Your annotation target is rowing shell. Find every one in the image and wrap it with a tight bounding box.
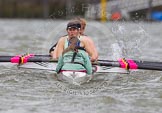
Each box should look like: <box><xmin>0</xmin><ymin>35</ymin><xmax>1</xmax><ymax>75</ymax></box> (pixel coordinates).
<box><xmin>18</xmin><ymin>62</ymin><xmax>129</xmax><ymax>85</ymax></box>
<box><xmin>17</xmin><ymin>62</ymin><xmax>129</xmax><ymax>74</ymax></box>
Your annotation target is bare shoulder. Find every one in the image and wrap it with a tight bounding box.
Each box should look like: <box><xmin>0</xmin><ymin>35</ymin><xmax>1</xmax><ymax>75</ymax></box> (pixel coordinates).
<box><xmin>58</xmin><ymin>36</ymin><xmax>67</xmax><ymax>43</ymax></box>
<box><xmin>80</xmin><ymin>35</ymin><xmax>94</xmax><ymax>43</ymax></box>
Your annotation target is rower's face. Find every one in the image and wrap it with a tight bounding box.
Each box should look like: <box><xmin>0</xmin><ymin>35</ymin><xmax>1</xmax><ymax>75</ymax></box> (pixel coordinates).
<box><xmin>67</xmin><ymin>28</ymin><xmax>80</xmax><ymax>37</ymax></box>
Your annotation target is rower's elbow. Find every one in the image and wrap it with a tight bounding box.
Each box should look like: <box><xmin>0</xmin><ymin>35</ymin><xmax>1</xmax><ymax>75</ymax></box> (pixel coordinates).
<box><xmin>90</xmin><ymin>56</ymin><xmax>98</xmax><ymax>62</ymax></box>
<box><xmin>51</xmin><ymin>53</ymin><xmax>58</xmax><ymax>59</ymax></box>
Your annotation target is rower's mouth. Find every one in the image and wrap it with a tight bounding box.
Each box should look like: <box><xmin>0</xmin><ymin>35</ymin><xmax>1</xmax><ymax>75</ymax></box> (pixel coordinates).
<box><xmin>69</xmin><ymin>34</ymin><xmax>76</xmax><ymax>37</ymax></box>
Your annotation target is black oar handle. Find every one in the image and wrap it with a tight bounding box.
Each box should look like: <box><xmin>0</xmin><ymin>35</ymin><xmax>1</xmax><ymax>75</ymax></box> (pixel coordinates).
<box><xmin>0</xmin><ymin>56</ymin><xmax>13</xmax><ymax>62</ymax></box>
<box><xmin>27</xmin><ymin>57</ymin><xmax>57</xmax><ymax>62</ymax></box>
<box><xmin>0</xmin><ymin>56</ymin><xmax>57</xmax><ymax>63</ymax></box>
<box><xmin>93</xmin><ymin>62</ymin><xmax>120</xmax><ymax>67</ymax></box>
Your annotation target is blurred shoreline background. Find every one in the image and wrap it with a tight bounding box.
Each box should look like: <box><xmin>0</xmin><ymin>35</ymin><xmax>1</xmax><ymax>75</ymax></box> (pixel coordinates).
<box><xmin>0</xmin><ymin>0</ymin><xmax>162</xmax><ymax>21</ymax></box>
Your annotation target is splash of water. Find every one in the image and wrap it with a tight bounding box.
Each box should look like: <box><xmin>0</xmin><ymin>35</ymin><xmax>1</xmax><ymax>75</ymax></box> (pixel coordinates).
<box><xmin>111</xmin><ymin>22</ymin><xmax>151</xmax><ymax>59</ymax></box>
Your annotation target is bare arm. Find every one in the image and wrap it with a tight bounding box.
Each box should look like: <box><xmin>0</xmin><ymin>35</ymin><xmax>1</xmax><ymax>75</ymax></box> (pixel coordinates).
<box><xmin>87</xmin><ymin>37</ymin><xmax>98</xmax><ymax>61</ymax></box>
<box><xmin>52</xmin><ymin>37</ymin><xmax>65</xmax><ymax>59</ymax></box>
<box><xmin>82</xmin><ymin>36</ymin><xmax>98</xmax><ymax>61</ymax></box>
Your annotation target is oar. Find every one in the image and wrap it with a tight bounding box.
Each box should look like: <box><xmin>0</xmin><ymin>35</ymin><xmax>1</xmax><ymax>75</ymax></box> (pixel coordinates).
<box><xmin>94</xmin><ymin>61</ymin><xmax>162</xmax><ymax>71</ymax></box>
<box><xmin>0</xmin><ymin>55</ymin><xmax>57</xmax><ymax>63</ymax></box>
<box><xmin>27</xmin><ymin>55</ymin><xmax>162</xmax><ymax>66</ymax></box>
<box><xmin>96</xmin><ymin>58</ymin><xmax>162</xmax><ymax>71</ymax></box>
<box><xmin>98</xmin><ymin>59</ymin><xmax>162</xmax><ymax>65</ymax></box>
<box><xmin>1</xmin><ymin>55</ymin><xmax>162</xmax><ymax>71</ymax></box>
<box><xmin>0</xmin><ymin>54</ymin><xmax>124</xmax><ymax>62</ymax></box>
<box><xmin>2</xmin><ymin>54</ymin><xmax>161</xmax><ymax>64</ymax></box>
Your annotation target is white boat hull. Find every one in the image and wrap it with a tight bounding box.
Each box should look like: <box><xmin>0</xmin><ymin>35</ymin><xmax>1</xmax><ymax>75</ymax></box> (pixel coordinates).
<box><xmin>56</xmin><ymin>71</ymin><xmax>92</xmax><ymax>85</ymax></box>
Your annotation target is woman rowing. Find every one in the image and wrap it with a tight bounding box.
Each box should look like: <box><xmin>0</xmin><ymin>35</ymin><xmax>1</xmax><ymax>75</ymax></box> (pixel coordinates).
<box><xmin>50</xmin><ymin>17</ymin><xmax>98</xmax><ymax>62</ymax></box>
<box><xmin>55</xmin><ymin>20</ymin><xmax>92</xmax><ymax>83</ymax></box>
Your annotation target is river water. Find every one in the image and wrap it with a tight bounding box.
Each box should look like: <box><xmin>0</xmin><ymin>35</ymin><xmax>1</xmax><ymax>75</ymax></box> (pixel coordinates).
<box><xmin>0</xmin><ymin>19</ymin><xmax>162</xmax><ymax>113</ymax></box>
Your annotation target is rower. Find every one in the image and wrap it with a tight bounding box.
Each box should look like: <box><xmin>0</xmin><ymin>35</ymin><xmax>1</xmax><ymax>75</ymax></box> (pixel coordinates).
<box><xmin>50</xmin><ymin>17</ymin><xmax>98</xmax><ymax>62</ymax></box>
<box><xmin>55</xmin><ymin>20</ymin><xmax>92</xmax><ymax>75</ymax></box>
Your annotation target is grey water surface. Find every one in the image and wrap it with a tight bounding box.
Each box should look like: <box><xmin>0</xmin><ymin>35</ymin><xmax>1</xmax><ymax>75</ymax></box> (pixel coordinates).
<box><xmin>0</xmin><ymin>19</ymin><xmax>162</xmax><ymax>113</ymax></box>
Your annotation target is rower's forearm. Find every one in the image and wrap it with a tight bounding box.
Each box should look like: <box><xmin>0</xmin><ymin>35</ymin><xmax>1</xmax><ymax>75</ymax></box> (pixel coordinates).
<box><xmin>90</xmin><ymin>54</ymin><xmax>98</xmax><ymax>62</ymax></box>
<box><xmin>90</xmin><ymin>48</ymin><xmax>98</xmax><ymax>62</ymax></box>
<box><xmin>51</xmin><ymin>51</ymin><xmax>58</xmax><ymax>59</ymax></box>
